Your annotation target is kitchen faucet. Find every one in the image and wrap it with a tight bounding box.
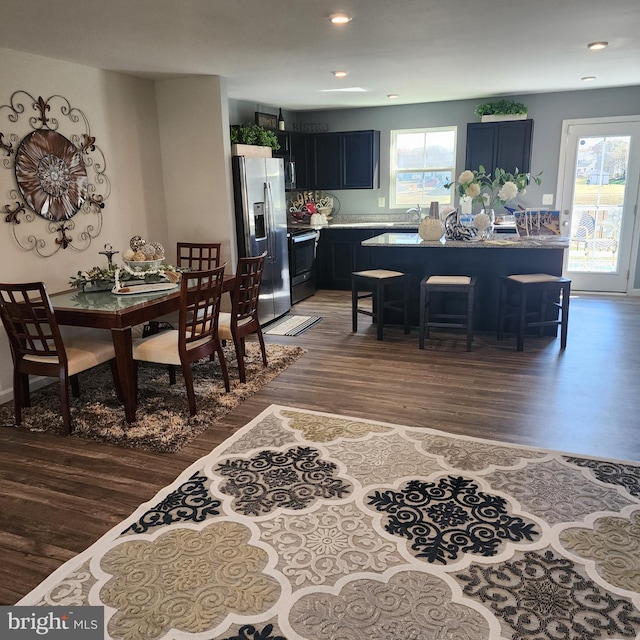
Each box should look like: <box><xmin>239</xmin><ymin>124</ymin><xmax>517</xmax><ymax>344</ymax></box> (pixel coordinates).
<box><xmin>406</xmin><ymin>204</ymin><xmax>422</xmax><ymax>221</ymax></box>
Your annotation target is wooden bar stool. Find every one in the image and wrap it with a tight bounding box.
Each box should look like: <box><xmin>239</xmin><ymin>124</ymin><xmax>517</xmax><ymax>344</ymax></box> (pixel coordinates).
<box><xmin>352</xmin><ymin>270</ymin><xmax>410</xmax><ymax>341</ymax></box>
<box><xmin>419</xmin><ymin>275</ymin><xmax>476</xmax><ymax>351</ymax></box>
<box><xmin>497</xmin><ymin>274</ymin><xmax>571</xmax><ymax>351</ymax></box>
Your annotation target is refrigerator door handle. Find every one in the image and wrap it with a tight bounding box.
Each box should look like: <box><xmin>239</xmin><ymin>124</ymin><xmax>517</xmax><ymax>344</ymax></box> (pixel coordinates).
<box><xmin>289</xmin><ymin>161</ymin><xmax>296</xmax><ymax>191</ymax></box>
<box><xmin>265</xmin><ymin>181</ymin><xmax>275</xmax><ymax>261</ymax></box>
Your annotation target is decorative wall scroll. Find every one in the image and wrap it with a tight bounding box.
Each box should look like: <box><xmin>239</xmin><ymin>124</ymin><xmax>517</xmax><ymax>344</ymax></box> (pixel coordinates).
<box><xmin>1</xmin><ymin>91</ymin><xmax>110</xmax><ymax>256</ymax></box>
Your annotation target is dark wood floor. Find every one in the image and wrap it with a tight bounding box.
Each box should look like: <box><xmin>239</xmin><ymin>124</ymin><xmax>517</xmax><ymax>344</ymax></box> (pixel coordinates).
<box><xmin>1</xmin><ymin>289</ymin><xmax>639</xmax><ymax>605</ymax></box>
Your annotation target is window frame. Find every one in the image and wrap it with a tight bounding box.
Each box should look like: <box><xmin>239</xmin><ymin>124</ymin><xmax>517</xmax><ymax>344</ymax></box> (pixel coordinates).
<box><xmin>389</xmin><ymin>126</ymin><xmax>457</xmax><ymax>210</ymax></box>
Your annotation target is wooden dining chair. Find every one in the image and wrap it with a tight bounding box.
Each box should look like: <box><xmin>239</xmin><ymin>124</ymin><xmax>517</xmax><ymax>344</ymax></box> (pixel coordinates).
<box><xmin>144</xmin><ymin>242</ymin><xmax>223</xmax><ymax>336</ymax></box>
<box><xmin>0</xmin><ymin>281</ymin><xmax>120</xmax><ymax>434</ymax></box>
<box><xmin>176</xmin><ymin>242</ymin><xmax>222</xmax><ymax>270</ymax></box>
<box><xmin>132</xmin><ymin>265</ymin><xmax>230</xmax><ymax>416</ymax></box>
<box><xmin>218</xmin><ymin>252</ymin><xmax>267</xmax><ymax>383</ymax></box>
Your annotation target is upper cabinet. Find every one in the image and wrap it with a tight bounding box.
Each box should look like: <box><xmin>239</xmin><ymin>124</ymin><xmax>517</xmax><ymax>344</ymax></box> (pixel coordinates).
<box><xmin>465</xmin><ymin>120</ymin><xmax>533</xmax><ymax>175</ymax></box>
<box><xmin>274</xmin><ymin>131</ymin><xmax>310</xmax><ymax>190</ymax></box>
<box><xmin>310</xmin><ymin>130</ymin><xmax>380</xmax><ymax>190</ymax></box>
<box><xmin>342</xmin><ymin>130</ymin><xmax>381</xmax><ymax>189</ymax></box>
<box><xmin>310</xmin><ymin>133</ymin><xmax>342</xmax><ymax>190</ymax></box>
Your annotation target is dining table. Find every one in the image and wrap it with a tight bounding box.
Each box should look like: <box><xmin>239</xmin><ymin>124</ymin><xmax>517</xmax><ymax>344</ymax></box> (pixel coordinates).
<box><xmin>50</xmin><ymin>275</ymin><xmax>235</xmax><ymax>423</ymax></box>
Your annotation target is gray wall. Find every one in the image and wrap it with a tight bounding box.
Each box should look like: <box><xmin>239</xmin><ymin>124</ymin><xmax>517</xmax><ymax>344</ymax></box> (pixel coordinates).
<box><xmin>295</xmin><ymin>86</ymin><xmax>640</xmax><ymax>218</ymax></box>
<box><xmin>230</xmin><ymin>86</ymin><xmax>640</xmax><ymax>288</ymax></box>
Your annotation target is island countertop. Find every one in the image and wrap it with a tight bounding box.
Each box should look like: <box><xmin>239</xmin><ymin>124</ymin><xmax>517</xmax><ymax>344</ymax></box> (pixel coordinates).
<box><xmin>358</xmin><ymin>232</ymin><xmax>568</xmax><ymax>332</ymax></box>
<box><xmin>362</xmin><ymin>232</ymin><xmax>569</xmax><ymax>249</ymax></box>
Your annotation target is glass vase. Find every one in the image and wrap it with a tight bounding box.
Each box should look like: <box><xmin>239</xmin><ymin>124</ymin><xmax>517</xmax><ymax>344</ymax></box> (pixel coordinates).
<box><xmin>474</xmin><ymin>209</ymin><xmax>495</xmax><ymax>239</ymax></box>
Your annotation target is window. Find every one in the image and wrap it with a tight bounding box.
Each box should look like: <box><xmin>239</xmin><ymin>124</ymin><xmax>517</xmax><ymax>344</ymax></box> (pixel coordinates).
<box><xmin>390</xmin><ymin>127</ymin><xmax>456</xmax><ymax>209</ymax></box>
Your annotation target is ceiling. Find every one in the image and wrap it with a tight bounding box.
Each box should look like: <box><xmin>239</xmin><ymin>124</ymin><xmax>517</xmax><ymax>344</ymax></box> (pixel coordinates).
<box><xmin>3</xmin><ymin>0</ymin><xmax>639</xmax><ymax>111</ymax></box>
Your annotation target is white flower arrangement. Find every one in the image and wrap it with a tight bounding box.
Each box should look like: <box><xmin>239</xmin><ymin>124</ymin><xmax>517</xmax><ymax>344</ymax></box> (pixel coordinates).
<box><xmin>446</xmin><ymin>166</ymin><xmax>542</xmax><ymax>211</ymax></box>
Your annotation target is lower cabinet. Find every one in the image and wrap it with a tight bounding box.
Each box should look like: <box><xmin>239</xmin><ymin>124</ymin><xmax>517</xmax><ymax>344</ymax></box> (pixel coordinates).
<box><xmin>317</xmin><ymin>228</ymin><xmax>383</xmax><ymax>289</ymax></box>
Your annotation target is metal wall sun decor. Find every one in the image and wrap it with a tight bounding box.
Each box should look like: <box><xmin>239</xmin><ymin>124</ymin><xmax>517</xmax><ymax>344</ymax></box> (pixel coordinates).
<box><xmin>0</xmin><ymin>91</ymin><xmax>111</xmax><ymax>256</ymax></box>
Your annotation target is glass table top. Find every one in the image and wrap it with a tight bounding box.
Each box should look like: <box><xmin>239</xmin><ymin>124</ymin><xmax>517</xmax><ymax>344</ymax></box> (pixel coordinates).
<box><xmin>51</xmin><ymin>287</ymin><xmax>178</xmax><ymax>312</ymax></box>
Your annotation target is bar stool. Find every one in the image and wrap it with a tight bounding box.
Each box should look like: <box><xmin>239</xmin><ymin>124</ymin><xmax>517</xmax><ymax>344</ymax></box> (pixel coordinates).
<box><xmin>419</xmin><ymin>275</ymin><xmax>476</xmax><ymax>351</ymax></box>
<box><xmin>352</xmin><ymin>269</ymin><xmax>410</xmax><ymax>341</ymax></box>
<box><xmin>497</xmin><ymin>274</ymin><xmax>571</xmax><ymax>351</ymax></box>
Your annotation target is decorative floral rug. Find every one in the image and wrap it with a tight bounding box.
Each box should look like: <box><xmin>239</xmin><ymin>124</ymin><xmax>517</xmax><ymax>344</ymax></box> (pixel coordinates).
<box><xmin>17</xmin><ymin>405</ymin><xmax>640</xmax><ymax>639</ymax></box>
<box><xmin>0</xmin><ymin>345</ymin><xmax>304</xmax><ymax>452</ymax></box>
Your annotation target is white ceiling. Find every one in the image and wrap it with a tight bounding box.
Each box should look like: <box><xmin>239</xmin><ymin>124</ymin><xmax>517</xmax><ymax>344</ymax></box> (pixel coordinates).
<box><xmin>3</xmin><ymin>0</ymin><xmax>639</xmax><ymax>111</ymax></box>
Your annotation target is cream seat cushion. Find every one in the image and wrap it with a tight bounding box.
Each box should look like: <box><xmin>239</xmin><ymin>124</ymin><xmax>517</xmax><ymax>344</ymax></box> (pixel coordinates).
<box><xmin>426</xmin><ymin>275</ymin><xmax>471</xmax><ymax>285</ymax></box>
<box><xmin>508</xmin><ymin>273</ymin><xmax>560</xmax><ymax>283</ymax></box>
<box><xmin>353</xmin><ymin>269</ymin><xmax>405</xmax><ymax>279</ymax></box>
<box><xmin>218</xmin><ymin>312</ymin><xmax>254</xmax><ymax>341</ymax></box>
<box><xmin>132</xmin><ymin>330</ymin><xmax>212</xmax><ymax>366</ymax></box>
<box><xmin>24</xmin><ymin>333</ymin><xmax>116</xmax><ymax>376</ymax></box>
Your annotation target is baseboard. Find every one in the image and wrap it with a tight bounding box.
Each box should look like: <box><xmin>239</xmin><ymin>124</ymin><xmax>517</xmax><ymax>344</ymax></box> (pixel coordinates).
<box><xmin>0</xmin><ymin>376</ymin><xmax>52</xmax><ymax>407</ymax></box>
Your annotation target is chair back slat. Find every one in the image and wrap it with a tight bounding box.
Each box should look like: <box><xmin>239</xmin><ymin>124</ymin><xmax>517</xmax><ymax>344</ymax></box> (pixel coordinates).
<box><xmin>0</xmin><ymin>282</ymin><xmax>66</xmax><ymax>363</ymax></box>
<box><xmin>177</xmin><ymin>242</ymin><xmax>222</xmax><ymax>271</ymax></box>
<box><xmin>178</xmin><ymin>265</ymin><xmax>226</xmax><ymax>353</ymax></box>
<box><xmin>232</xmin><ymin>253</ymin><xmax>267</xmax><ymax>325</ymax></box>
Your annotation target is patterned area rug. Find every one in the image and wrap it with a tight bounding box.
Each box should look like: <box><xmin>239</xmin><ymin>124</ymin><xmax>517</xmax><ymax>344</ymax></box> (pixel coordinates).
<box><xmin>18</xmin><ymin>405</ymin><xmax>640</xmax><ymax>639</ymax></box>
<box><xmin>0</xmin><ymin>345</ymin><xmax>304</xmax><ymax>452</ymax></box>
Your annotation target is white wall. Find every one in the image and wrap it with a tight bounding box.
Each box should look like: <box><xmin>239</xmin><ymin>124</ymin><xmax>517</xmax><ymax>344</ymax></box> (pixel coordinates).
<box><xmin>0</xmin><ymin>51</ymin><xmax>157</xmax><ymax>402</ymax></box>
<box><xmin>155</xmin><ymin>76</ymin><xmax>236</xmax><ymax>268</ymax></box>
<box><xmin>0</xmin><ymin>50</ymin><xmax>237</xmax><ymax>405</ymax></box>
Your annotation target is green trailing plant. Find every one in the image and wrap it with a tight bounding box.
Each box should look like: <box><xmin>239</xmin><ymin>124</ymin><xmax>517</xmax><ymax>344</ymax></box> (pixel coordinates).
<box><xmin>474</xmin><ymin>99</ymin><xmax>528</xmax><ymax>118</ymax></box>
<box><xmin>230</xmin><ymin>124</ymin><xmax>280</xmax><ymax>151</ymax></box>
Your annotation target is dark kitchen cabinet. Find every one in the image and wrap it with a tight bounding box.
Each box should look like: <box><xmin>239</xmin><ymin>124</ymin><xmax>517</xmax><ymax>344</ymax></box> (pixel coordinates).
<box><xmin>342</xmin><ymin>130</ymin><xmax>380</xmax><ymax>189</ymax></box>
<box><xmin>274</xmin><ymin>131</ymin><xmax>310</xmax><ymax>190</ymax></box>
<box><xmin>317</xmin><ymin>228</ymin><xmax>388</xmax><ymax>289</ymax></box>
<box><xmin>310</xmin><ymin>133</ymin><xmax>342</xmax><ymax>190</ymax></box>
<box><xmin>290</xmin><ymin>132</ymin><xmax>310</xmax><ymax>190</ymax></box>
<box><xmin>310</xmin><ymin>130</ymin><xmax>380</xmax><ymax>190</ymax></box>
<box><xmin>465</xmin><ymin>120</ymin><xmax>533</xmax><ymax>175</ymax></box>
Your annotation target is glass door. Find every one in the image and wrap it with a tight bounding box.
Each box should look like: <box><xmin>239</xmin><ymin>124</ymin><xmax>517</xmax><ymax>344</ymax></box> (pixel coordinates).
<box><xmin>558</xmin><ymin>118</ymin><xmax>640</xmax><ymax>292</ymax></box>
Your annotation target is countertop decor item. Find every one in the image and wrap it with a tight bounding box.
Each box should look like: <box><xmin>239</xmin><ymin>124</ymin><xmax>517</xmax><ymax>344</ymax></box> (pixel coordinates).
<box><xmin>445</xmin><ymin>166</ymin><xmax>542</xmax><ymax>215</ymax></box>
<box><xmin>418</xmin><ymin>202</ymin><xmax>445</xmax><ymax>241</ymax></box>
<box><xmin>16</xmin><ymin>404</ymin><xmax>640</xmax><ymax>640</ymax></box>
<box><xmin>1</xmin><ymin>91</ymin><xmax>111</xmax><ymax>256</ymax></box>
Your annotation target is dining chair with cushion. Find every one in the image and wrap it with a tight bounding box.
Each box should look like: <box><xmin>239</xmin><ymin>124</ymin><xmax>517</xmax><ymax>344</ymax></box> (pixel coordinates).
<box><xmin>176</xmin><ymin>242</ymin><xmax>222</xmax><ymax>270</ymax></box>
<box><xmin>132</xmin><ymin>265</ymin><xmax>229</xmax><ymax>416</ymax></box>
<box><xmin>218</xmin><ymin>252</ymin><xmax>267</xmax><ymax>383</ymax></box>
<box><xmin>144</xmin><ymin>241</ymin><xmax>223</xmax><ymax>337</ymax></box>
<box><xmin>0</xmin><ymin>281</ymin><xmax>120</xmax><ymax>434</ymax></box>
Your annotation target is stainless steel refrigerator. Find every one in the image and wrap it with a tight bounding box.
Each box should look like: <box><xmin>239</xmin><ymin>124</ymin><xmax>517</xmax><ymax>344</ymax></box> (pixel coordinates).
<box><xmin>232</xmin><ymin>155</ymin><xmax>291</xmax><ymax>325</ymax></box>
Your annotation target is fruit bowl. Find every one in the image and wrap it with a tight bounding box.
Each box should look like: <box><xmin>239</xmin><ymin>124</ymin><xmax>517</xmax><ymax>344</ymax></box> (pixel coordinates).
<box><xmin>124</xmin><ymin>259</ymin><xmax>164</xmax><ymax>270</ymax></box>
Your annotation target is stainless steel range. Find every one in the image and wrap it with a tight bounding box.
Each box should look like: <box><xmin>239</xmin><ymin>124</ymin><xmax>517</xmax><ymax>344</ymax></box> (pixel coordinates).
<box><xmin>287</xmin><ymin>228</ymin><xmax>319</xmax><ymax>304</ymax></box>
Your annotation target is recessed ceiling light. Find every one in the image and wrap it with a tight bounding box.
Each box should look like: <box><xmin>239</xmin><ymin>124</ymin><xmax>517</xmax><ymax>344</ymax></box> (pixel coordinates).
<box><xmin>332</xmin><ymin>70</ymin><xmax>348</xmax><ymax>78</ymax></box>
<box><xmin>582</xmin><ymin>76</ymin><xmax>597</xmax><ymax>82</ymax></box>
<box><xmin>387</xmin><ymin>94</ymin><xmax>399</xmax><ymax>99</ymax></box>
<box><xmin>587</xmin><ymin>41</ymin><xmax>608</xmax><ymax>50</ymax></box>
<box><xmin>329</xmin><ymin>13</ymin><xmax>352</xmax><ymax>24</ymax></box>
<box><xmin>321</xmin><ymin>87</ymin><xmax>367</xmax><ymax>93</ymax></box>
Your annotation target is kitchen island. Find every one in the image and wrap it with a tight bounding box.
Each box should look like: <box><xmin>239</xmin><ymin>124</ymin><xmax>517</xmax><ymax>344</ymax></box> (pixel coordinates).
<box><xmin>361</xmin><ymin>232</ymin><xmax>569</xmax><ymax>332</ymax></box>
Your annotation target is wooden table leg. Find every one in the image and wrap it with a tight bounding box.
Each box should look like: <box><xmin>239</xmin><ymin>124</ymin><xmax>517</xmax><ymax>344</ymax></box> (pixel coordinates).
<box><xmin>110</xmin><ymin>327</ymin><xmax>136</xmax><ymax>423</ymax></box>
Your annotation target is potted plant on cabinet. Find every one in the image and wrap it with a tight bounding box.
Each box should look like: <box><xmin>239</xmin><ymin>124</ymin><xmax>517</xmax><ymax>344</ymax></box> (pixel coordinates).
<box><xmin>474</xmin><ymin>99</ymin><xmax>528</xmax><ymax>122</ymax></box>
<box><xmin>230</xmin><ymin>124</ymin><xmax>280</xmax><ymax>157</ymax></box>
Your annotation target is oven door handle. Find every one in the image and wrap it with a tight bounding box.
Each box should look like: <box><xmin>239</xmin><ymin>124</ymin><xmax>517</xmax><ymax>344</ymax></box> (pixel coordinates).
<box><xmin>291</xmin><ymin>231</ymin><xmax>319</xmax><ymax>243</ymax></box>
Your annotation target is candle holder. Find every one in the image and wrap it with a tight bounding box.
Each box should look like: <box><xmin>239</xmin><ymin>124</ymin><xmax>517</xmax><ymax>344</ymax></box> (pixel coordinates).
<box><xmin>99</xmin><ymin>243</ymin><xmax>119</xmax><ymax>266</ymax></box>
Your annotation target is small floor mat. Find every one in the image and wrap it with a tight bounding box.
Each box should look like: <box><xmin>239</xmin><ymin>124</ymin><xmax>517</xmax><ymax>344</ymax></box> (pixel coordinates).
<box><xmin>264</xmin><ymin>314</ymin><xmax>323</xmax><ymax>336</ymax></box>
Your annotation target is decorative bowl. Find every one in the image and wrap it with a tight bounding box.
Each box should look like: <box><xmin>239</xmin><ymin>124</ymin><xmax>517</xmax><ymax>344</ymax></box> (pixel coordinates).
<box><xmin>123</xmin><ymin>259</ymin><xmax>164</xmax><ymax>270</ymax></box>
